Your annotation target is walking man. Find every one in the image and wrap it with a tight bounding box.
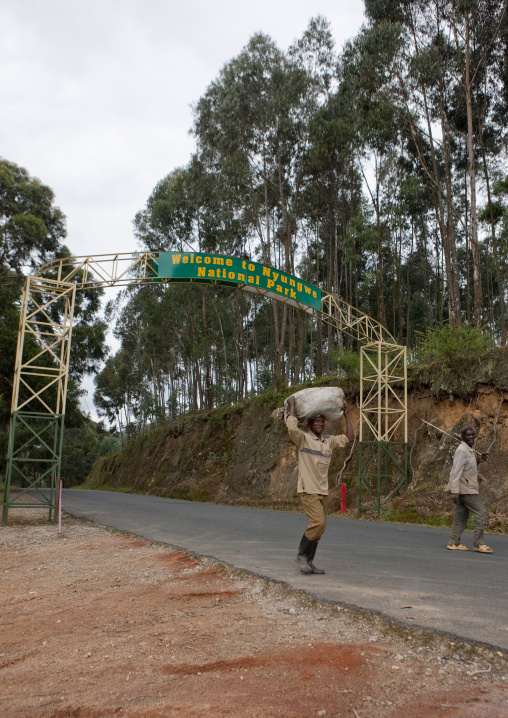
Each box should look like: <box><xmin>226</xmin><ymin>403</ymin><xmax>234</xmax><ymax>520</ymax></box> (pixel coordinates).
<box><xmin>286</xmin><ymin>395</ymin><xmax>354</xmax><ymax>574</ymax></box>
<box><xmin>447</xmin><ymin>426</ymin><xmax>493</xmax><ymax>553</ymax></box>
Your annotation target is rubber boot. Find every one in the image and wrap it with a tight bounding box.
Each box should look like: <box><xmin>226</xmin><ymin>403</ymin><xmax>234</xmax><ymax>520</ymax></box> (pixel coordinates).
<box><xmin>307</xmin><ymin>540</ymin><xmax>325</xmax><ymax>574</ymax></box>
<box><xmin>296</xmin><ymin>534</ymin><xmax>313</xmax><ymax>573</ymax></box>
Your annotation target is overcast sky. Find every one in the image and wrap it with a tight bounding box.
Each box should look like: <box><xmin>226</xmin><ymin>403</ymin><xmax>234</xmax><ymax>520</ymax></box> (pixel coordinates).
<box><xmin>1</xmin><ymin>0</ymin><xmax>366</xmax><ymax>415</ymax></box>
<box><xmin>1</xmin><ymin>0</ymin><xmax>366</xmax><ymax>259</ymax></box>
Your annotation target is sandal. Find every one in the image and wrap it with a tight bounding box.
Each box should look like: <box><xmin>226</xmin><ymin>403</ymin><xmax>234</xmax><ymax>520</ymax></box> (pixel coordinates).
<box><xmin>474</xmin><ymin>545</ymin><xmax>493</xmax><ymax>553</ymax></box>
<box><xmin>447</xmin><ymin>543</ymin><xmax>469</xmax><ymax>551</ymax></box>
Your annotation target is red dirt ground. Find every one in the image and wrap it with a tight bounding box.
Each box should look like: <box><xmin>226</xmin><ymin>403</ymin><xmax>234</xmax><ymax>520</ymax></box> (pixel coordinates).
<box><xmin>1</xmin><ymin>507</ymin><xmax>507</xmax><ymax>717</ymax></box>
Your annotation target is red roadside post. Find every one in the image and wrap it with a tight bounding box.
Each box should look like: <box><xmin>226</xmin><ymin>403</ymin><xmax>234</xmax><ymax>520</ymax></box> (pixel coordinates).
<box><xmin>58</xmin><ymin>478</ymin><xmax>63</xmax><ymax>535</ymax></box>
<box><xmin>340</xmin><ymin>483</ymin><xmax>346</xmax><ymax>513</ymax></box>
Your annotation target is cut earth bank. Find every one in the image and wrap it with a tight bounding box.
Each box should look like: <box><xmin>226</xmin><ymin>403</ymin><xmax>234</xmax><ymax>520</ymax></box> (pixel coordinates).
<box><xmin>2</xmin><ymin>506</ymin><xmax>507</xmax><ymax>717</ymax></box>
<box><xmin>87</xmin><ymin>380</ymin><xmax>508</xmax><ymax>533</ymax></box>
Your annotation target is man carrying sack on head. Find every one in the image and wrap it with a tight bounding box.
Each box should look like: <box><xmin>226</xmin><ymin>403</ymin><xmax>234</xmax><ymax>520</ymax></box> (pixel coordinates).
<box><xmin>286</xmin><ymin>395</ymin><xmax>354</xmax><ymax>574</ymax></box>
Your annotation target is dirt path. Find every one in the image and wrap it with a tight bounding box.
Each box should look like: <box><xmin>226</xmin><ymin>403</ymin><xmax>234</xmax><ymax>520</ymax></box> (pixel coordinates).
<box><xmin>1</xmin><ymin>507</ymin><xmax>508</xmax><ymax>717</ymax></box>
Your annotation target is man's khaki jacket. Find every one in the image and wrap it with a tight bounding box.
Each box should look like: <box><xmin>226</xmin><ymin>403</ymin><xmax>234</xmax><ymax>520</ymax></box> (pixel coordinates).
<box><xmin>286</xmin><ymin>415</ymin><xmax>349</xmax><ymax>495</ymax></box>
<box><xmin>446</xmin><ymin>441</ymin><xmax>479</xmax><ymax>495</ymax></box>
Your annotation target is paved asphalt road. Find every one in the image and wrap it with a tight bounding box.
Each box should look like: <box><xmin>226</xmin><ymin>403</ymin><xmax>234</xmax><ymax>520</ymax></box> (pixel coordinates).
<box><xmin>58</xmin><ymin>489</ymin><xmax>508</xmax><ymax>651</ymax></box>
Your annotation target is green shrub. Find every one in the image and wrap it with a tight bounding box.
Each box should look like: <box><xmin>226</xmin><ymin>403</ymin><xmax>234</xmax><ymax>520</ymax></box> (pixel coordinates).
<box><xmin>336</xmin><ymin>349</ymin><xmax>361</xmax><ymax>377</ymax></box>
<box><xmin>413</xmin><ymin>325</ymin><xmax>490</xmax><ymax>372</ymax></box>
<box><xmin>99</xmin><ymin>435</ymin><xmax>122</xmax><ymax>456</ymax></box>
<box><xmin>258</xmin><ymin>366</ymin><xmax>272</xmax><ymax>391</ymax></box>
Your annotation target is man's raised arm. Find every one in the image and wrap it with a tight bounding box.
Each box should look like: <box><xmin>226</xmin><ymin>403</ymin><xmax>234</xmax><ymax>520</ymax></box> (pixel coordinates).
<box><xmin>343</xmin><ymin>406</ymin><xmax>354</xmax><ymax>442</ymax></box>
<box><xmin>286</xmin><ymin>395</ymin><xmax>304</xmax><ymax>448</ymax></box>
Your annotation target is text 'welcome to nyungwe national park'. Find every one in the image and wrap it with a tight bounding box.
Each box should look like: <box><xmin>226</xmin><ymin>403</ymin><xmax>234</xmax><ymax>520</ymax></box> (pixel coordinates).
<box><xmin>156</xmin><ymin>251</ymin><xmax>322</xmax><ymax>311</ymax></box>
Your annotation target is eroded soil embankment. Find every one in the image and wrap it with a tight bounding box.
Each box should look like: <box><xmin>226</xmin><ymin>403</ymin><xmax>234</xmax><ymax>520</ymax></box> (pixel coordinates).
<box><xmin>1</xmin><ymin>508</ymin><xmax>507</xmax><ymax>717</ymax></box>
<box><xmin>87</xmin><ymin>386</ymin><xmax>508</xmax><ymax>528</ymax></box>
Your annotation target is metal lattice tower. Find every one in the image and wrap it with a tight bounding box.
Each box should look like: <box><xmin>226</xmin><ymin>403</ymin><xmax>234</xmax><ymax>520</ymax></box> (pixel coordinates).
<box><xmin>358</xmin><ymin>342</ymin><xmax>408</xmax><ymax>514</ymax></box>
<box><xmin>3</xmin><ymin>276</ymin><xmax>76</xmax><ymax>523</ymax></box>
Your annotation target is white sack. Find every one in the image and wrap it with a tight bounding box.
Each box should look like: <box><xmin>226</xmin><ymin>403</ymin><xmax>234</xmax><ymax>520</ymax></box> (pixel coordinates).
<box><xmin>271</xmin><ymin>387</ymin><xmax>346</xmax><ymax>425</ymax></box>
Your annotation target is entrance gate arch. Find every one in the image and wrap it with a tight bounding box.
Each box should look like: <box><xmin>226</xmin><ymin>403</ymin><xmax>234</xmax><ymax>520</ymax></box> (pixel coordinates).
<box><xmin>2</xmin><ymin>251</ymin><xmax>407</xmax><ymax>524</ymax></box>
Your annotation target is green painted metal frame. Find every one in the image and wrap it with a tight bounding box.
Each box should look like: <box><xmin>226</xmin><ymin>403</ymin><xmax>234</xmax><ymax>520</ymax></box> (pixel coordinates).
<box><xmin>2</xmin><ymin>411</ymin><xmax>64</xmax><ymax>522</ymax></box>
<box><xmin>358</xmin><ymin>441</ymin><xmax>408</xmax><ymax>514</ymax></box>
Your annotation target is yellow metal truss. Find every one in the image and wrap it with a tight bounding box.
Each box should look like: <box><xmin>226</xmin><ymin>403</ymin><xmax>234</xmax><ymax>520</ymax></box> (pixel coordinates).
<box><xmin>3</xmin><ymin>252</ymin><xmax>408</xmax><ymax>522</ymax></box>
<box><xmin>360</xmin><ymin>342</ymin><xmax>407</xmax><ymax>444</ymax></box>
<box><xmin>357</xmin><ymin>342</ymin><xmax>408</xmax><ymax>514</ymax></box>
<box><xmin>319</xmin><ymin>292</ymin><xmax>396</xmax><ymax>345</ymax></box>
<box><xmin>11</xmin><ymin>276</ymin><xmax>76</xmax><ymax>416</ymax></box>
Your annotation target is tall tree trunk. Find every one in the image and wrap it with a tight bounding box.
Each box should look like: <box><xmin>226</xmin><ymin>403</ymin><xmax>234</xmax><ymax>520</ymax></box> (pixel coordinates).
<box><xmin>464</xmin><ymin>173</ymin><xmax>472</xmax><ymax>325</ymax></box>
<box><xmin>117</xmin><ymin>412</ymin><xmax>124</xmax><ymax>447</ymax></box>
<box><xmin>201</xmin><ymin>290</ymin><xmax>213</xmax><ymax>410</ymax></box>
<box><xmin>235</xmin><ymin>293</ymin><xmax>246</xmax><ymax>398</ymax></box>
<box><xmin>480</xmin><ymin>133</ymin><xmax>506</xmax><ymax>343</ymax></box>
<box><xmin>286</xmin><ymin>308</ymin><xmax>294</xmax><ymax>385</ymax></box>
<box><xmin>440</xmin><ymin>98</ymin><xmax>461</xmax><ymax>324</ymax></box>
<box><xmin>404</xmin><ymin>226</ymin><xmax>412</xmax><ymax>342</ymax></box>
<box><xmin>464</xmin><ymin>11</ymin><xmax>483</xmax><ymax>326</ymax></box>
<box><xmin>272</xmin><ymin>154</ymin><xmax>292</xmax><ymax>389</ymax></box>
<box><xmin>293</xmin><ymin>310</ymin><xmax>305</xmax><ymax>385</ymax></box>
<box><xmin>398</xmin><ymin>47</ymin><xmax>461</xmax><ymax>323</ymax></box>
<box><xmin>360</xmin><ymin>157</ymin><xmax>386</xmax><ymax>326</ymax></box>
<box><xmin>374</xmin><ymin>160</ymin><xmax>386</xmax><ymax>328</ymax></box>
<box><xmin>434</xmin><ymin>229</ymin><xmax>444</xmax><ymax>326</ymax></box>
<box><xmin>316</xmin><ymin>318</ymin><xmax>323</xmax><ymax>377</ymax></box>
<box><xmin>326</xmin><ymin>201</ymin><xmax>335</xmax><ymax>373</ymax></box>
<box><xmin>272</xmin><ymin>300</ymin><xmax>280</xmax><ymax>389</ymax></box>
<box><xmin>254</xmin><ymin>298</ymin><xmax>259</xmax><ymax>393</ymax></box>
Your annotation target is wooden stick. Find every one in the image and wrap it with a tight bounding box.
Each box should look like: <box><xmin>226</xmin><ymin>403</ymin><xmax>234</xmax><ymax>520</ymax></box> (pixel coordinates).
<box><xmin>421</xmin><ymin>419</ymin><xmax>484</xmax><ymax>456</ymax></box>
<box><xmin>467</xmin><ymin>664</ymin><xmax>492</xmax><ymax>677</ymax></box>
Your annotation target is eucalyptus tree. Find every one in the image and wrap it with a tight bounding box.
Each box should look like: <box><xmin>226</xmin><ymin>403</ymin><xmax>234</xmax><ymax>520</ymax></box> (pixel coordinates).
<box><xmin>0</xmin><ymin>160</ymin><xmax>107</xmax><ymax>383</ymax></box>
<box><xmin>447</xmin><ymin>0</ymin><xmax>508</xmax><ymax>327</ymax></box>
<box><xmin>93</xmin><ymin>352</ymin><xmax>138</xmax><ymax>444</ymax></box>
<box><xmin>0</xmin><ymin>159</ymin><xmax>107</xmax><ymax>383</ymax></box>
<box><xmin>362</xmin><ymin>0</ymin><xmax>508</xmax><ymax>328</ymax></box>
<box><xmin>452</xmin><ymin>1</ymin><xmax>508</xmax><ymax>339</ymax></box>
<box><xmin>0</xmin><ymin>159</ymin><xmax>66</xmax><ymax>271</ymax></box>
<box><xmin>133</xmin><ymin>160</ymin><xmax>250</xmax><ymax>404</ymax></box>
<box><xmin>192</xmin><ymin>18</ymin><xmax>338</xmax><ymax>386</ymax></box>
<box><xmin>332</xmin><ymin>17</ymin><xmax>413</xmax><ymax>330</ymax></box>
<box><xmin>0</xmin><ymin>159</ymin><xmax>108</xmax><ymax>480</ymax></box>
<box><xmin>360</xmin><ymin>0</ymin><xmax>462</xmax><ymax>323</ymax></box>
<box><xmin>120</xmin><ymin>10</ymin><xmax>508</xmax><ymax>426</ymax></box>
<box><xmin>1</xmin><ymin>158</ymin><xmax>66</xmax><ymax>426</ymax></box>
<box><xmin>133</xmin><ymin>168</ymin><xmax>195</xmax><ymax>252</ymax></box>
<box><xmin>301</xmin><ymin>91</ymin><xmax>363</xmax><ymax>366</ymax></box>
<box><xmin>480</xmin><ymin>175</ymin><xmax>508</xmax><ymax>339</ymax></box>
<box><xmin>94</xmin><ymin>280</ymin><xmax>249</xmax><ymax>432</ymax></box>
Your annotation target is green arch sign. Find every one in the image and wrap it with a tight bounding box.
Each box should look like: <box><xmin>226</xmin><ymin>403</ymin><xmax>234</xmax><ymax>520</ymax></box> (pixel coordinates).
<box><xmin>155</xmin><ymin>251</ymin><xmax>322</xmax><ymax>312</ymax></box>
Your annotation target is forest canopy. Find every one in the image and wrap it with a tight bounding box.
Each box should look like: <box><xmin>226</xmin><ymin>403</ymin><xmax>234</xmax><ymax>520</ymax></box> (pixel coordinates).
<box><xmin>3</xmin><ymin>4</ymin><xmax>508</xmax><ymax>450</ymax></box>
<box><xmin>93</xmin><ymin>6</ymin><xmax>508</xmax><ymax>439</ymax></box>
<box><xmin>0</xmin><ymin>159</ymin><xmax>111</xmax><ymax>483</ymax></box>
